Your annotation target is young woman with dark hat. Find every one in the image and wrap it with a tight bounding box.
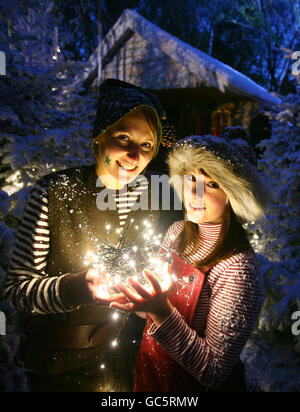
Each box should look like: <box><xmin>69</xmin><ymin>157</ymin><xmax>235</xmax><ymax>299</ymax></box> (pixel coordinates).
<box><xmin>109</xmin><ymin>134</ymin><xmax>271</xmax><ymax>392</ymax></box>
<box><xmin>4</xmin><ymin>79</ymin><xmax>180</xmax><ymax>392</ymax></box>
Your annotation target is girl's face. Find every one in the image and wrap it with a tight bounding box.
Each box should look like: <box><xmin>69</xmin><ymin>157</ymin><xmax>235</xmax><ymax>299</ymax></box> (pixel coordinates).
<box><xmin>184</xmin><ymin>169</ymin><xmax>228</xmax><ymax>224</ymax></box>
<box><xmin>96</xmin><ymin>111</ymin><xmax>155</xmax><ymax>189</ymax></box>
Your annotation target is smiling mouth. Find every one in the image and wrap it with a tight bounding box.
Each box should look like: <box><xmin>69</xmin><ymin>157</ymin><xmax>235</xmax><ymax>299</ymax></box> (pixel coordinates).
<box><xmin>188</xmin><ymin>203</ymin><xmax>206</xmax><ymax>211</ymax></box>
<box><xmin>117</xmin><ymin>161</ymin><xmax>138</xmax><ymax>172</ymax></box>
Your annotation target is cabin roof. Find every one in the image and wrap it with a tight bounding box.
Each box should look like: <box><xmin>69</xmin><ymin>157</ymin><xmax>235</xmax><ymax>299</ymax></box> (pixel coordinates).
<box><xmin>83</xmin><ymin>9</ymin><xmax>280</xmax><ymax>107</ymax></box>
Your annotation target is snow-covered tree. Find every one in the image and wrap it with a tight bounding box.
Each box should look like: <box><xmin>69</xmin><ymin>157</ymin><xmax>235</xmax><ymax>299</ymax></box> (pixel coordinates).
<box><xmin>239</xmin><ymin>79</ymin><xmax>300</xmax><ymax>391</ymax></box>
<box><xmin>247</xmin><ymin>85</ymin><xmax>300</xmax><ymax>334</ymax></box>
<box><xmin>229</xmin><ymin>80</ymin><xmax>300</xmax><ymax>392</ymax></box>
<box><xmin>0</xmin><ymin>1</ymin><xmax>95</xmax><ymax>205</ymax></box>
<box><xmin>0</xmin><ymin>1</ymin><xmax>96</xmax><ymax>391</ymax></box>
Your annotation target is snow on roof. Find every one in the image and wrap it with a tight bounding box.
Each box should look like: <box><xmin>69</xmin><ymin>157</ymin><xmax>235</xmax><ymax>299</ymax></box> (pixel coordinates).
<box><xmin>84</xmin><ymin>9</ymin><xmax>281</xmax><ymax>107</ymax></box>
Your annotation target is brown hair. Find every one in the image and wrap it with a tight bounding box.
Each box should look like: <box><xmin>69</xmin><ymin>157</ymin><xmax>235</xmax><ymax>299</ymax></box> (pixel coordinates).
<box><xmin>92</xmin><ymin>106</ymin><xmax>161</xmax><ymax>163</ymax></box>
<box><xmin>178</xmin><ymin>169</ymin><xmax>252</xmax><ymax>270</ymax></box>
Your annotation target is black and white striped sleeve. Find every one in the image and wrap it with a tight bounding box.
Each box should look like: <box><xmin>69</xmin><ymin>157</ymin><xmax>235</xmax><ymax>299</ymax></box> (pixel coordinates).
<box><xmin>3</xmin><ymin>180</ymin><xmax>69</xmax><ymax>314</ymax></box>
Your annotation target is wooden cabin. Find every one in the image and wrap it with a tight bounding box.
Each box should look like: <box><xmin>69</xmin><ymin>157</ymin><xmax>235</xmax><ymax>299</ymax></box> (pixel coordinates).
<box><xmin>80</xmin><ymin>9</ymin><xmax>280</xmax><ymax>170</ymax></box>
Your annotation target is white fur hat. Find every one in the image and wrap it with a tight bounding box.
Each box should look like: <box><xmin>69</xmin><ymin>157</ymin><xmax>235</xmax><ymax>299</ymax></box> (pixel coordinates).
<box><xmin>168</xmin><ymin>135</ymin><xmax>271</xmax><ymax>222</ymax></box>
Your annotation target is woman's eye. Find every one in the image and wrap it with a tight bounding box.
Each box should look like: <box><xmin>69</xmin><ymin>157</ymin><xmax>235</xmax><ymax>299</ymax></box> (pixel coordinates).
<box><xmin>118</xmin><ymin>135</ymin><xmax>129</xmax><ymax>142</ymax></box>
<box><xmin>115</xmin><ymin>135</ymin><xmax>130</xmax><ymax>144</ymax></box>
<box><xmin>141</xmin><ymin>142</ymin><xmax>153</xmax><ymax>150</ymax></box>
<box><xmin>208</xmin><ymin>181</ymin><xmax>219</xmax><ymax>189</ymax></box>
<box><xmin>186</xmin><ymin>174</ymin><xmax>196</xmax><ymax>182</ymax></box>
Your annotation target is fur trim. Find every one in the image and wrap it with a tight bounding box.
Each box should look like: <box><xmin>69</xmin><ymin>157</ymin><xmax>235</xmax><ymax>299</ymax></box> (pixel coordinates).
<box><xmin>168</xmin><ymin>136</ymin><xmax>271</xmax><ymax>222</ymax></box>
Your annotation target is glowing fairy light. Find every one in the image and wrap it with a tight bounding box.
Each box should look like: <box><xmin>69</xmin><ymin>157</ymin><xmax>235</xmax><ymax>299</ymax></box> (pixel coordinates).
<box><xmin>170</xmin><ymin>234</ymin><xmax>176</xmax><ymax>242</ymax></box>
<box><xmin>83</xmin><ymin>218</ymin><xmax>177</xmax><ymax>297</ymax></box>
<box><xmin>112</xmin><ymin>312</ymin><xmax>119</xmax><ymax>321</ymax></box>
<box><xmin>81</xmin><ymin>222</ymin><xmax>177</xmax><ymax>385</ymax></box>
<box><xmin>96</xmin><ymin>284</ymin><xmax>110</xmax><ymax>300</ymax></box>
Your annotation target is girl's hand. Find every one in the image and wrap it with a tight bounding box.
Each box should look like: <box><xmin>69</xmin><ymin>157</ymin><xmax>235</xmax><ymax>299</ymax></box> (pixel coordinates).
<box><xmin>85</xmin><ymin>267</ymin><xmax>128</xmax><ymax>304</ymax></box>
<box><xmin>109</xmin><ymin>263</ymin><xmax>174</xmax><ymax>324</ymax></box>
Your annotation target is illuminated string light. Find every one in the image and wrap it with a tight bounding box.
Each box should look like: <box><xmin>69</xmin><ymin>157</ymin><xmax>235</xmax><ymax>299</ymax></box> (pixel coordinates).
<box><xmin>112</xmin><ymin>312</ymin><xmax>120</xmax><ymax>321</ymax></box>
<box><xmin>81</xmin><ymin>221</ymin><xmax>181</xmax><ymax>386</ymax></box>
<box><xmin>83</xmin><ymin>218</ymin><xmax>176</xmax><ymax>298</ymax></box>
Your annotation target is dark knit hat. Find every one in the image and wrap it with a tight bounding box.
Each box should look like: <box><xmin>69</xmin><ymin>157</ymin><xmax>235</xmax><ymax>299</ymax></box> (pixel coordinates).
<box><xmin>91</xmin><ymin>79</ymin><xmax>177</xmax><ymax>155</ymax></box>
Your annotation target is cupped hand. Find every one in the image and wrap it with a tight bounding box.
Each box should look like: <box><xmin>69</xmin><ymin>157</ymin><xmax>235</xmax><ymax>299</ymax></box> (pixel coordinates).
<box><xmin>109</xmin><ymin>263</ymin><xmax>174</xmax><ymax>323</ymax></box>
<box><xmin>85</xmin><ymin>267</ymin><xmax>128</xmax><ymax>304</ymax></box>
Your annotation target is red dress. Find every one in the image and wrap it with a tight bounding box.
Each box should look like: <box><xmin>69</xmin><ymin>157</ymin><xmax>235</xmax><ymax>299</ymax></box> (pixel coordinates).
<box><xmin>134</xmin><ymin>250</ymin><xmax>210</xmax><ymax>392</ymax></box>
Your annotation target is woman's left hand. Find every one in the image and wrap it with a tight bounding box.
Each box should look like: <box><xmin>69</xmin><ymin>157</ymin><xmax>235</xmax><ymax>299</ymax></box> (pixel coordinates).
<box><xmin>110</xmin><ymin>263</ymin><xmax>174</xmax><ymax>324</ymax></box>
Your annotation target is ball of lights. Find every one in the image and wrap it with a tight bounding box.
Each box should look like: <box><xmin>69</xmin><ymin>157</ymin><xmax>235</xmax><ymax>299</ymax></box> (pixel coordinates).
<box><xmin>83</xmin><ymin>219</ymin><xmax>174</xmax><ymax>298</ymax></box>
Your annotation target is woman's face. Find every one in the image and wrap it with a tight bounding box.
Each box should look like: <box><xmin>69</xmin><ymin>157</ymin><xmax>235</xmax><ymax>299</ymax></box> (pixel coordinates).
<box><xmin>184</xmin><ymin>169</ymin><xmax>228</xmax><ymax>224</ymax></box>
<box><xmin>96</xmin><ymin>111</ymin><xmax>155</xmax><ymax>189</ymax></box>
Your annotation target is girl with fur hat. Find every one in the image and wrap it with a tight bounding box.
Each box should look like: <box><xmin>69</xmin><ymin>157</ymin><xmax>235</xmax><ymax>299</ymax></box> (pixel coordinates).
<box><xmin>4</xmin><ymin>79</ymin><xmax>179</xmax><ymax>392</ymax></box>
<box><xmin>109</xmin><ymin>134</ymin><xmax>270</xmax><ymax>392</ymax></box>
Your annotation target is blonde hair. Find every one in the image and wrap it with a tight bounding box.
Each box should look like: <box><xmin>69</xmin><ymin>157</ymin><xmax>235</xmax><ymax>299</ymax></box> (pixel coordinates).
<box><xmin>92</xmin><ymin>106</ymin><xmax>161</xmax><ymax>164</ymax></box>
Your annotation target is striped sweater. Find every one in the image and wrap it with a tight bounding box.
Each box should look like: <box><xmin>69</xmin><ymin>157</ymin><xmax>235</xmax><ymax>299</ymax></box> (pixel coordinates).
<box><xmin>111</xmin><ymin>177</ymin><xmax>148</xmax><ymax>227</ymax></box>
<box><xmin>149</xmin><ymin>220</ymin><xmax>264</xmax><ymax>389</ymax></box>
<box><xmin>4</xmin><ymin>176</ymin><xmax>148</xmax><ymax>314</ymax></box>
